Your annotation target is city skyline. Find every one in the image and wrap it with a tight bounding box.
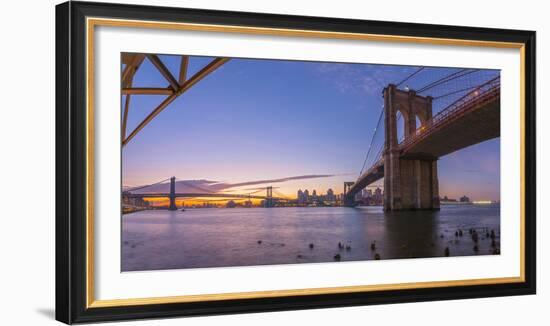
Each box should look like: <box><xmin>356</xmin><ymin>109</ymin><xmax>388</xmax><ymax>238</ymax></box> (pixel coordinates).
<box><xmin>122</xmin><ymin>54</ymin><xmax>500</xmax><ymax>202</ymax></box>
<box><xmin>129</xmin><ymin>182</ymin><xmax>486</xmax><ymax>209</ymax></box>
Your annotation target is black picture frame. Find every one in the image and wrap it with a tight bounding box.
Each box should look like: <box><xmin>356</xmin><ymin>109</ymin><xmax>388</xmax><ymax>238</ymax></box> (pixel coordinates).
<box><xmin>56</xmin><ymin>1</ymin><xmax>536</xmax><ymax>324</ymax></box>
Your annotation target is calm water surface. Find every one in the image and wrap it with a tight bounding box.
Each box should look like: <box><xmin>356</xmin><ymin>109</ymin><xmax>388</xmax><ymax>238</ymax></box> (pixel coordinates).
<box><xmin>122</xmin><ymin>205</ymin><xmax>500</xmax><ymax>271</ymax></box>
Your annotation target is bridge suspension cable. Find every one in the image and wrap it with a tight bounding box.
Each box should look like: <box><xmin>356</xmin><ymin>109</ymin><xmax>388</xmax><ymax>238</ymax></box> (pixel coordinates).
<box><xmin>248</xmin><ymin>189</ymin><xmax>264</xmax><ymax>194</ymax></box>
<box><xmin>417</xmin><ymin>69</ymin><xmax>479</xmax><ymax>94</ymax></box>
<box><xmin>431</xmin><ymin>76</ymin><xmax>501</xmax><ymax>119</ymax></box>
<box><xmin>427</xmin><ymin>69</ymin><xmax>499</xmax><ymax>115</ymax></box>
<box><xmin>355</xmin><ymin>67</ymin><xmax>500</xmax><ymax>195</ymax></box>
<box><xmin>395</xmin><ymin>67</ymin><xmax>425</xmax><ymax>87</ymax></box>
<box><xmin>174</xmin><ymin>178</ymin><xmax>217</xmax><ymax>194</ymax></box>
<box><xmin>125</xmin><ymin>177</ymin><xmax>171</xmax><ymax>192</ymax></box>
<box><xmin>273</xmin><ymin>189</ymin><xmax>291</xmax><ymax>199</ymax></box>
<box><xmin>359</xmin><ymin>106</ymin><xmax>384</xmax><ymax>175</ymax></box>
<box><xmin>246</xmin><ymin>188</ymin><xmax>267</xmax><ymax>195</ymax></box>
<box><xmin>432</xmin><ymin>85</ymin><xmax>481</xmax><ymax>100</ymax></box>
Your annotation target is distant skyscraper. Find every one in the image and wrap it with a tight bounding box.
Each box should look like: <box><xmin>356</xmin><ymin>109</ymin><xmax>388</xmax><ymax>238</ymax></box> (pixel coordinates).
<box><xmin>297</xmin><ymin>189</ymin><xmax>306</xmax><ymax>205</ymax></box>
<box><xmin>373</xmin><ymin>187</ymin><xmax>383</xmax><ymax>205</ymax></box>
<box><xmin>365</xmin><ymin>189</ymin><xmax>373</xmax><ymax>198</ymax></box>
<box><xmin>326</xmin><ymin>188</ymin><xmax>335</xmax><ymax>202</ymax></box>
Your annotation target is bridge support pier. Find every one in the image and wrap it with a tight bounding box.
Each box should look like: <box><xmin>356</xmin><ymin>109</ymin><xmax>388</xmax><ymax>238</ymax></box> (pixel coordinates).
<box><xmin>343</xmin><ymin>182</ymin><xmax>357</xmax><ymax>207</ymax></box>
<box><xmin>169</xmin><ymin>176</ymin><xmax>178</xmax><ymax>211</ymax></box>
<box><xmin>384</xmin><ymin>154</ymin><xmax>440</xmax><ymax>210</ymax></box>
<box><xmin>383</xmin><ymin>84</ymin><xmax>440</xmax><ymax>211</ymax></box>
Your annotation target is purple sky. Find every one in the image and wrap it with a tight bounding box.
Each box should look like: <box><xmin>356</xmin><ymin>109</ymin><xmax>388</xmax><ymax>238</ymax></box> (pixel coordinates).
<box><xmin>122</xmin><ymin>54</ymin><xmax>500</xmax><ymax>201</ymax></box>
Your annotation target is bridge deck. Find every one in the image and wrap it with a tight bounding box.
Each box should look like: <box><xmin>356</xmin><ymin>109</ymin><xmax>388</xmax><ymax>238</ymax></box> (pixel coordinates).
<box><xmin>347</xmin><ymin>159</ymin><xmax>384</xmax><ymax>198</ymax></box>
<box><xmin>346</xmin><ymin>85</ymin><xmax>500</xmax><ymax>200</ymax></box>
<box><xmin>401</xmin><ymin>87</ymin><xmax>500</xmax><ymax>158</ymax></box>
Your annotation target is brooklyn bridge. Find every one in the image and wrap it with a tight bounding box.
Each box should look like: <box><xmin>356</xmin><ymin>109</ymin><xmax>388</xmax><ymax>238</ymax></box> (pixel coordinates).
<box><xmin>121</xmin><ymin>53</ymin><xmax>500</xmax><ymax>211</ymax></box>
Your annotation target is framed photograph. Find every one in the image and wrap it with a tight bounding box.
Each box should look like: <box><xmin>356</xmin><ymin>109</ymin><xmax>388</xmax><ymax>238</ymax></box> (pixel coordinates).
<box><xmin>56</xmin><ymin>1</ymin><xmax>536</xmax><ymax>324</ymax></box>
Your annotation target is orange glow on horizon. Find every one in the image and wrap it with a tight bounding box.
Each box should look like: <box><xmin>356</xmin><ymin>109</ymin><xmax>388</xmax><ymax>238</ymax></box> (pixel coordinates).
<box><xmin>143</xmin><ymin>197</ymin><xmax>265</xmax><ymax>207</ymax></box>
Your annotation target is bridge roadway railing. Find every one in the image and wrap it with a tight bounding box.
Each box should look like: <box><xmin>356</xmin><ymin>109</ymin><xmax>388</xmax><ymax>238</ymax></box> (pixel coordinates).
<box><xmin>399</xmin><ymin>76</ymin><xmax>500</xmax><ymax>152</ymax></box>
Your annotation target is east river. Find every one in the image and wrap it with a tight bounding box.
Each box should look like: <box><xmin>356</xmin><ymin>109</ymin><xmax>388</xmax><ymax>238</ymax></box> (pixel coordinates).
<box><xmin>122</xmin><ymin>205</ymin><xmax>500</xmax><ymax>271</ymax></box>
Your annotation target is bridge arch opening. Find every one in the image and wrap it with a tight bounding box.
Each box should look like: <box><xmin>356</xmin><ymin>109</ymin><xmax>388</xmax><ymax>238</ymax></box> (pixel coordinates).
<box><xmin>395</xmin><ymin>105</ymin><xmax>410</xmax><ymax>144</ymax></box>
<box><xmin>396</xmin><ymin>108</ymin><xmax>426</xmax><ymax>143</ymax></box>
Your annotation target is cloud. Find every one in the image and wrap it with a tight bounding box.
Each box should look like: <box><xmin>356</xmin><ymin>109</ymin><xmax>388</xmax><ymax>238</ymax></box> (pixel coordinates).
<box><xmin>241</xmin><ymin>186</ymin><xmax>281</xmax><ymax>191</ymax></box>
<box><xmin>215</xmin><ymin>174</ymin><xmax>338</xmax><ymax>189</ymax></box>
<box><xmin>127</xmin><ymin>174</ymin><xmax>340</xmax><ymax>194</ymax></box>
<box><xmin>313</xmin><ymin>63</ymin><xmax>417</xmax><ymax>96</ymax></box>
<box><xmin>127</xmin><ymin>179</ymin><xmax>219</xmax><ymax>194</ymax></box>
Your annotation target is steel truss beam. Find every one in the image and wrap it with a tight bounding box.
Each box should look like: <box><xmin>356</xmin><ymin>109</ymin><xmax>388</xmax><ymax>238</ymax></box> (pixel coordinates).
<box><xmin>122</xmin><ymin>55</ymin><xmax>230</xmax><ymax>146</ymax></box>
<box><xmin>121</xmin><ymin>53</ymin><xmax>145</xmax><ymax>88</ymax></box>
<box><xmin>122</xmin><ymin>88</ymin><xmax>174</xmax><ymax>95</ymax></box>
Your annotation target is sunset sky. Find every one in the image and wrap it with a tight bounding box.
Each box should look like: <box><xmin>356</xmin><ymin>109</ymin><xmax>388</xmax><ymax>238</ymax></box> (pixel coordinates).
<box><xmin>122</xmin><ymin>54</ymin><xmax>500</xmax><ymax>201</ymax></box>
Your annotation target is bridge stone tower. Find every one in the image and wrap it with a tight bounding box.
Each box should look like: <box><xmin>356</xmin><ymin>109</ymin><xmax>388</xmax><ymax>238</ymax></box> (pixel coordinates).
<box><xmin>343</xmin><ymin>182</ymin><xmax>356</xmax><ymax>206</ymax></box>
<box><xmin>169</xmin><ymin>176</ymin><xmax>178</xmax><ymax>211</ymax></box>
<box><xmin>383</xmin><ymin>85</ymin><xmax>440</xmax><ymax>211</ymax></box>
<box><xmin>265</xmin><ymin>186</ymin><xmax>274</xmax><ymax>208</ymax></box>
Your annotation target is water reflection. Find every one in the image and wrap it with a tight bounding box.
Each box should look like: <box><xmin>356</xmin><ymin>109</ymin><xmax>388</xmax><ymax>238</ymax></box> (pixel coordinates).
<box><xmin>122</xmin><ymin>205</ymin><xmax>500</xmax><ymax>271</ymax></box>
